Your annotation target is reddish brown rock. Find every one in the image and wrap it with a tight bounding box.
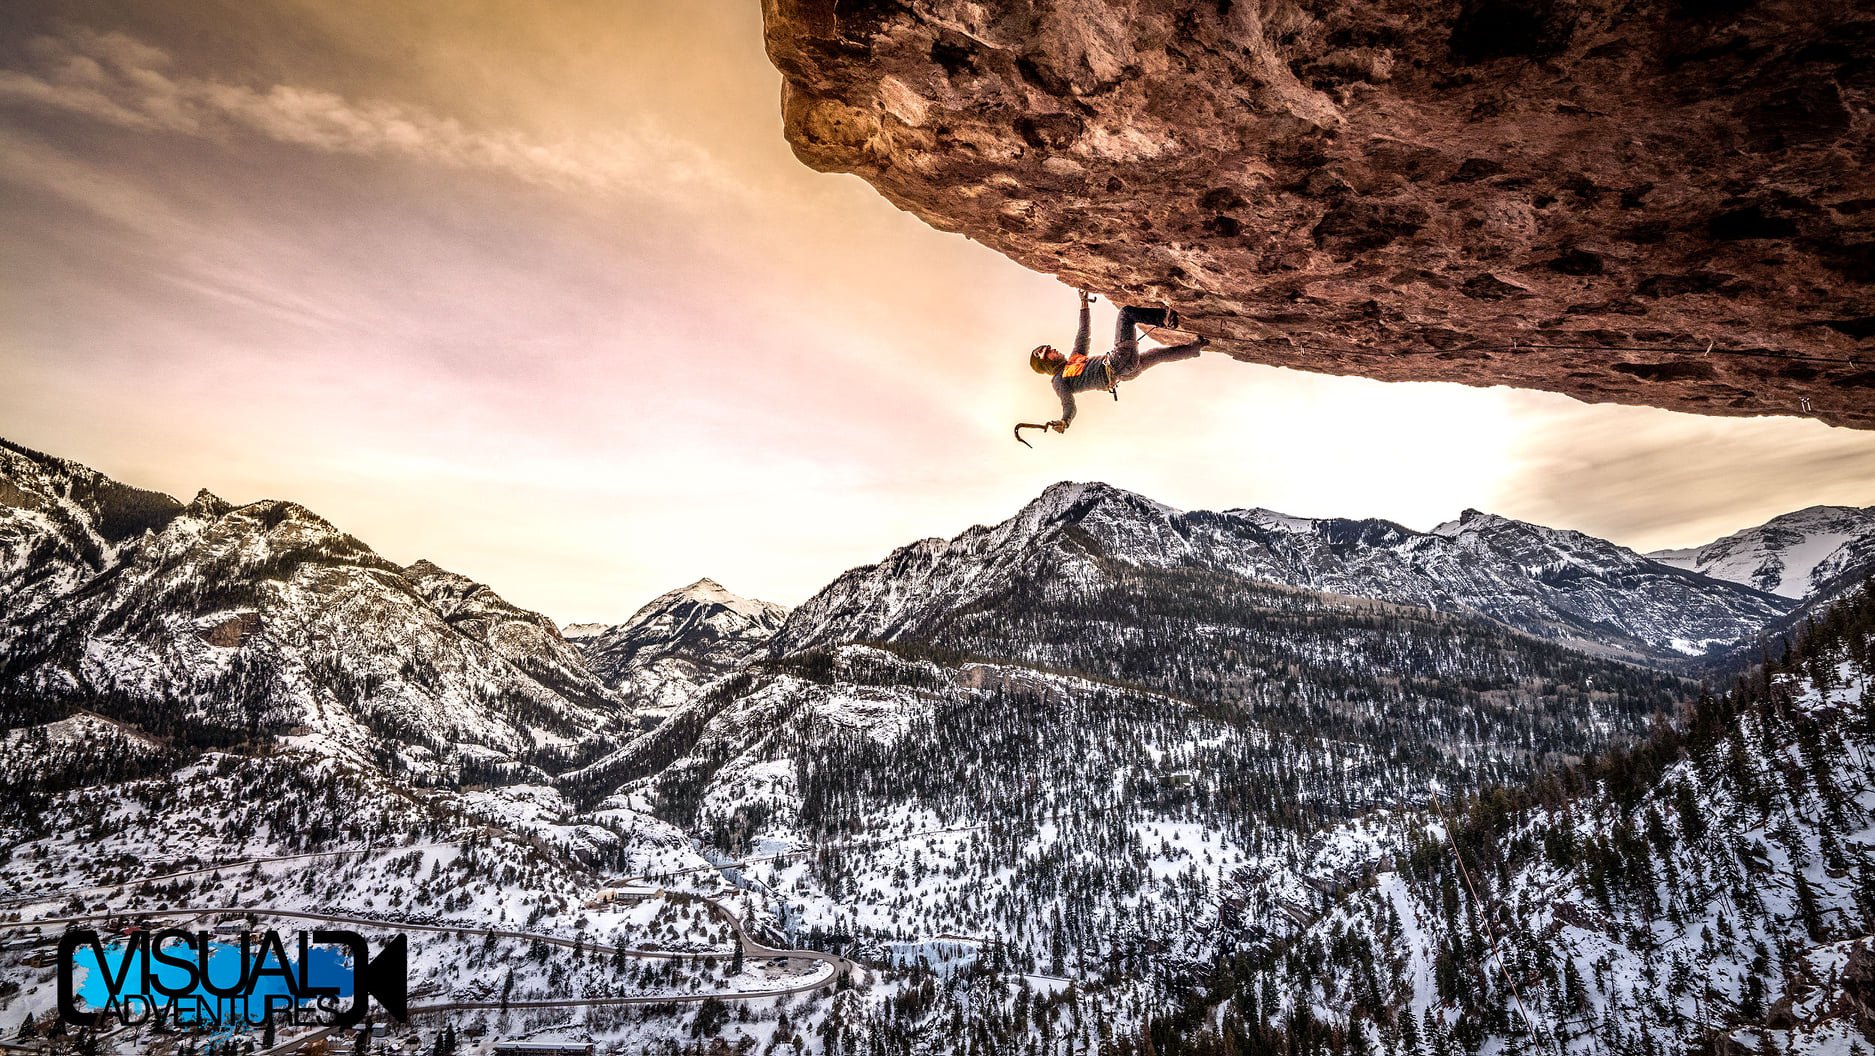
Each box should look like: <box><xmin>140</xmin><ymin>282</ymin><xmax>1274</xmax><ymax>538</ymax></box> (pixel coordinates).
<box><xmin>762</xmin><ymin>0</ymin><xmax>1875</xmax><ymax>428</ymax></box>
<box><xmin>199</xmin><ymin>611</ymin><xmax>261</xmax><ymax>648</ymax></box>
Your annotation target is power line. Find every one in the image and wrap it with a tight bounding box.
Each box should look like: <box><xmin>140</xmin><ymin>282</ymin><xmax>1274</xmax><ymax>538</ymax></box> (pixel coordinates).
<box><xmin>1428</xmin><ymin>784</ymin><xmax>1552</xmax><ymax>1050</ymax></box>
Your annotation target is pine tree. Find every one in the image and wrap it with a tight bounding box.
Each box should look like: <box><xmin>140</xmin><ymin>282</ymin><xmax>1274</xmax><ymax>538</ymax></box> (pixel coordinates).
<box><xmin>1793</xmin><ymin>870</ymin><xmax>1826</xmax><ymax>942</ymax></box>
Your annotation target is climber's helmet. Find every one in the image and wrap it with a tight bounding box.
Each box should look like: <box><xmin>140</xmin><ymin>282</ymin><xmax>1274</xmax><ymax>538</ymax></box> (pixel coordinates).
<box><xmin>1030</xmin><ymin>345</ymin><xmax>1064</xmax><ymax>375</ymax></box>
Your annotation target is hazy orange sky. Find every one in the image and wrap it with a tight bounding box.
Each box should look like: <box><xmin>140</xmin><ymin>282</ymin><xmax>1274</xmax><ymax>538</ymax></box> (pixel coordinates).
<box><xmin>3</xmin><ymin>1</ymin><xmax>1872</xmax><ymax>621</ymax></box>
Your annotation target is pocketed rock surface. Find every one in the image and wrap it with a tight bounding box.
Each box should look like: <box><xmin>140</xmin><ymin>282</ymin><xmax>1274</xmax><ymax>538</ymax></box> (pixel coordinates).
<box><xmin>762</xmin><ymin>0</ymin><xmax>1875</xmax><ymax>427</ymax></box>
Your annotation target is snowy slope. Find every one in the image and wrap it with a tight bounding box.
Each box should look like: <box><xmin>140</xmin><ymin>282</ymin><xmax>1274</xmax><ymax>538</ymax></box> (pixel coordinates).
<box><xmin>1250</xmin><ymin>582</ymin><xmax>1875</xmax><ymax>1056</ymax></box>
<box><xmin>0</xmin><ymin>729</ymin><xmax>758</xmax><ymax>1048</ymax></box>
<box><xmin>1648</xmin><ymin>504</ymin><xmax>1875</xmax><ymax>599</ymax></box>
<box><xmin>576</xmin><ymin>554</ymin><xmax>1700</xmax><ymax>1010</ymax></box>
<box><xmin>0</xmin><ymin>440</ymin><xmax>184</xmax><ymax>662</ymax></box>
<box><xmin>780</xmin><ymin>482</ymin><xmax>1794</xmax><ymax>665</ymax></box>
<box><xmin>403</xmin><ymin>558</ymin><xmax>620</xmax><ymax>712</ymax></box>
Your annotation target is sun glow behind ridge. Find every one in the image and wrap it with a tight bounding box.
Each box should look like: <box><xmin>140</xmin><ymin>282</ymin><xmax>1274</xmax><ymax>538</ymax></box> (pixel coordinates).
<box><xmin>0</xmin><ymin>0</ymin><xmax>1871</xmax><ymax>620</ymax></box>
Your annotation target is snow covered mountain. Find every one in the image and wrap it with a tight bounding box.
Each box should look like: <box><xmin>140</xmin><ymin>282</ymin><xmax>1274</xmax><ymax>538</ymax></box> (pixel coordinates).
<box><xmin>573</xmin><ymin>578</ymin><xmax>787</xmax><ymax>722</ymax></box>
<box><xmin>1223</xmin><ymin>581</ymin><xmax>1875</xmax><ymax>1056</ymax></box>
<box><xmin>0</xmin><ymin>439</ymin><xmax>625</xmax><ymax>774</ymax></box>
<box><xmin>562</xmin><ymin>483</ymin><xmax>1731</xmax><ymax>1018</ymax></box>
<box><xmin>593</xmin><ymin>565</ymin><xmax>1875</xmax><ymax>1056</ymax></box>
<box><xmin>7</xmin><ymin>437</ymin><xmax>1875</xmax><ymax>1055</ymax></box>
<box><xmin>779</xmin><ymin>481</ymin><xmax>1796</xmax><ymax>667</ymax></box>
<box><xmin>1649</xmin><ymin>504</ymin><xmax>1875</xmax><ymax>601</ymax></box>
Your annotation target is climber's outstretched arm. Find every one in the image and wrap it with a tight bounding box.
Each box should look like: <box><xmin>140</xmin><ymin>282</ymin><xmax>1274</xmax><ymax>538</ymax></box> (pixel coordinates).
<box><xmin>1071</xmin><ymin>290</ymin><xmax>1092</xmax><ymax>360</ymax></box>
<box><xmin>1051</xmin><ymin>379</ymin><xmax>1077</xmax><ymax>431</ymax></box>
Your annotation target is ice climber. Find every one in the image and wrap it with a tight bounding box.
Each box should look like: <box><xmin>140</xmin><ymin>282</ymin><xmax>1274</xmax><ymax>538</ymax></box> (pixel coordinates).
<box><xmin>1016</xmin><ymin>290</ymin><xmax>1206</xmax><ymax>446</ymax></box>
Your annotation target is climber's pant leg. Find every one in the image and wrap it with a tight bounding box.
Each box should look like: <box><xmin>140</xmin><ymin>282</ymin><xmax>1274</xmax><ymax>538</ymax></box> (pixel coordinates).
<box><xmin>1124</xmin><ymin>340</ymin><xmax>1204</xmax><ymax>380</ymax></box>
<box><xmin>1111</xmin><ymin>305</ymin><xmax>1167</xmax><ymax>376</ymax></box>
<box><xmin>1112</xmin><ymin>306</ymin><xmax>1173</xmax><ymax>377</ymax></box>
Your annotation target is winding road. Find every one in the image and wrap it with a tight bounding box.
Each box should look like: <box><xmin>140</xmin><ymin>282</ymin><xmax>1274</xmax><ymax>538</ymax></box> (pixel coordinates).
<box><xmin>2</xmin><ymin>895</ymin><xmax>853</xmax><ymax>1054</ymax></box>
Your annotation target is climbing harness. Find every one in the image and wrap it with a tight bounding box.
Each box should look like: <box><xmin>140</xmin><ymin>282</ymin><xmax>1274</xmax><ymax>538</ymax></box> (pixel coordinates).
<box><xmin>1062</xmin><ymin>355</ymin><xmax>1120</xmax><ymax>396</ymax></box>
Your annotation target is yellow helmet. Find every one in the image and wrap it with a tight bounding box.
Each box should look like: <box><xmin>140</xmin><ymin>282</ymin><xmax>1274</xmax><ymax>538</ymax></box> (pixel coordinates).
<box><xmin>1029</xmin><ymin>345</ymin><xmax>1057</xmax><ymax>374</ymax></box>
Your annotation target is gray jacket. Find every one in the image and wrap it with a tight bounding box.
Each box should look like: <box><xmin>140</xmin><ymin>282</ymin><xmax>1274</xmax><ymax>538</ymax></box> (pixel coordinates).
<box><xmin>1049</xmin><ymin>300</ymin><xmax>1112</xmax><ymax>427</ymax></box>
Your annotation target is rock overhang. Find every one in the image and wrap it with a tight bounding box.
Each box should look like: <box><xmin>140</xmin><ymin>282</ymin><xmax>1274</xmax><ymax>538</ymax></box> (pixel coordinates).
<box><xmin>761</xmin><ymin>0</ymin><xmax>1875</xmax><ymax>428</ymax></box>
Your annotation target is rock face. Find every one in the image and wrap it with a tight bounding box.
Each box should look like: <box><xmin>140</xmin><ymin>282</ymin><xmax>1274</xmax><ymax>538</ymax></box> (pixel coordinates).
<box><xmin>761</xmin><ymin>0</ymin><xmax>1875</xmax><ymax>428</ymax></box>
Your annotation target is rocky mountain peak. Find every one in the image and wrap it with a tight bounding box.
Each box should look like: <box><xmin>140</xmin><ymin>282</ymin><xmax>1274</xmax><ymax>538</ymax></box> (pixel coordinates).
<box><xmin>1649</xmin><ymin>503</ymin><xmax>1875</xmax><ymax>599</ymax></box>
<box><xmin>572</xmin><ymin>578</ymin><xmax>789</xmax><ymax>712</ymax></box>
<box><xmin>1028</xmin><ymin>479</ymin><xmax>1128</xmax><ymax>510</ymax></box>
<box><xmin>1772</xmin><ymin>505</ymin><xmax>1875</xmax><ymax>529</ymax></box>
<box><xmin>629</xmin><ymin>577</ymin><xmax>788</xmax><ymax>626</ymax></box>
<box><xmin>1019</xmin><ymin>480</ymin><xmax>1176</xmax><ymax>530</ymax></box>
<box><xmin>188</xmin><ymin>489</ymin><xmax>232</xmax><ymax>517</ymax></box>
<box><xmin>1430</xmin><ymin>508</ymin><xmax>1523</xmax><ymax>536</ymax></box>
<box><xmin>1226</xmin><ymin>508</ymin><xmax>1320</xmax><ymax>534</ymax></box>
<box><xmin>558</xmin><ymin>621</ymin><xmax>609</xmax><ymax>641</ymax></box>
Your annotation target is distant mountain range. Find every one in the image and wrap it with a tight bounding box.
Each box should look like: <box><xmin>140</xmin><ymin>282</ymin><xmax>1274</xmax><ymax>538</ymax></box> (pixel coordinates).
<box><xmin>4</xmin><ymin>434</ymin><xmax>1875</xmax><ymax>1055</ymax></box>
<box><xmin>5</xmin><ymin>437</ymin><xmax>1870</xmax><ymax>771</ymax></box>
<box><xmin>1648</xmin><ymin>504</ymin><xmax>1875</xmax><ymax>599</ymax></box>
<box><xmin>780</xmin><ymin>482</ymin><xmax>1866</xmax><ymax>669</ymax></box>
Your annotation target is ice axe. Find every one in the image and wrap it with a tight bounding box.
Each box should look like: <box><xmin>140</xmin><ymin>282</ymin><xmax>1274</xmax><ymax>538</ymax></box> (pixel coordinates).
<box><xmin>1013</xmin><ymin>422</ymin><xmax>1051</xmax><ymax>448</ymax></box>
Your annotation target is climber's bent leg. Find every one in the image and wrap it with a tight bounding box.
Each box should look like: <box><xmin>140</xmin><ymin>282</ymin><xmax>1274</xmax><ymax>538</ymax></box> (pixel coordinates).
<box><xmin>1116</xmin><ymin>340</ymin><xmax>1204</xmax><ymax>382</ymax></box>
<box><xmin>1111</xmin><ymin>305</ymin><xmax>1177</xmax><ymax>376</ymax></box>
<box><xmin>1119</xmin><ymin>306</ymin><xmax>1174</xmax><ymax>332</ymax></box>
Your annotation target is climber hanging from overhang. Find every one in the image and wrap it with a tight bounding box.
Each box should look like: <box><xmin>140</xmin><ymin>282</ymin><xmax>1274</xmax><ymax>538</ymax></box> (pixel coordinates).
<box><xmin>1015</xmin><ymin>289</ymin><xmax>1207</xmax><ymax>447</ymax></box>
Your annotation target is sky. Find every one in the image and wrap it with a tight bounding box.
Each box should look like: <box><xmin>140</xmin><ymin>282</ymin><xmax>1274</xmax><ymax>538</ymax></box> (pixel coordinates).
<box><xmin>2</xmin><ymin>0</ymin><xmax>1872</xmax><ymax>622</ymax></box>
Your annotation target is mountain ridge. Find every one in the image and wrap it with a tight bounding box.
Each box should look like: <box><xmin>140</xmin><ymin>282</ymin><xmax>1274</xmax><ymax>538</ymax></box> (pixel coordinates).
<box><xmin>0</xmin><ymin>440</ymin><xmax>626</xmax><ymax>773</ymax></box>
<box><xmin>3</xmin><ymin>441</ymin><xmax>1867</xmax><ymax>773</ymax></box>
<box><xmin>1647</xmin><ymin>503</ymin><xmax>1875</xmax><ymax>599</ymax></box>
<box><xmin>775</xmin><ymin>480</ymin><xmax>1814</xmax><ymax>668</ymax></box>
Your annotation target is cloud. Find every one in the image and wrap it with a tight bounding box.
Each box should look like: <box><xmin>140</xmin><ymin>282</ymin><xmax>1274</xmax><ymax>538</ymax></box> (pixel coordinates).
<box><xmin>0</xmin><ymin>27</ymin><xmax>726</xmax><ymax>197</ymax></box>
<box><xmin>1495</xmin><ymin>396</ymin><xmax>1875</xmax><ymax>550</ymax></box>
<box><xmin>0</xmin><ymin>124</ymin><xmax>368</xmax><ymax>336</ymax></box>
